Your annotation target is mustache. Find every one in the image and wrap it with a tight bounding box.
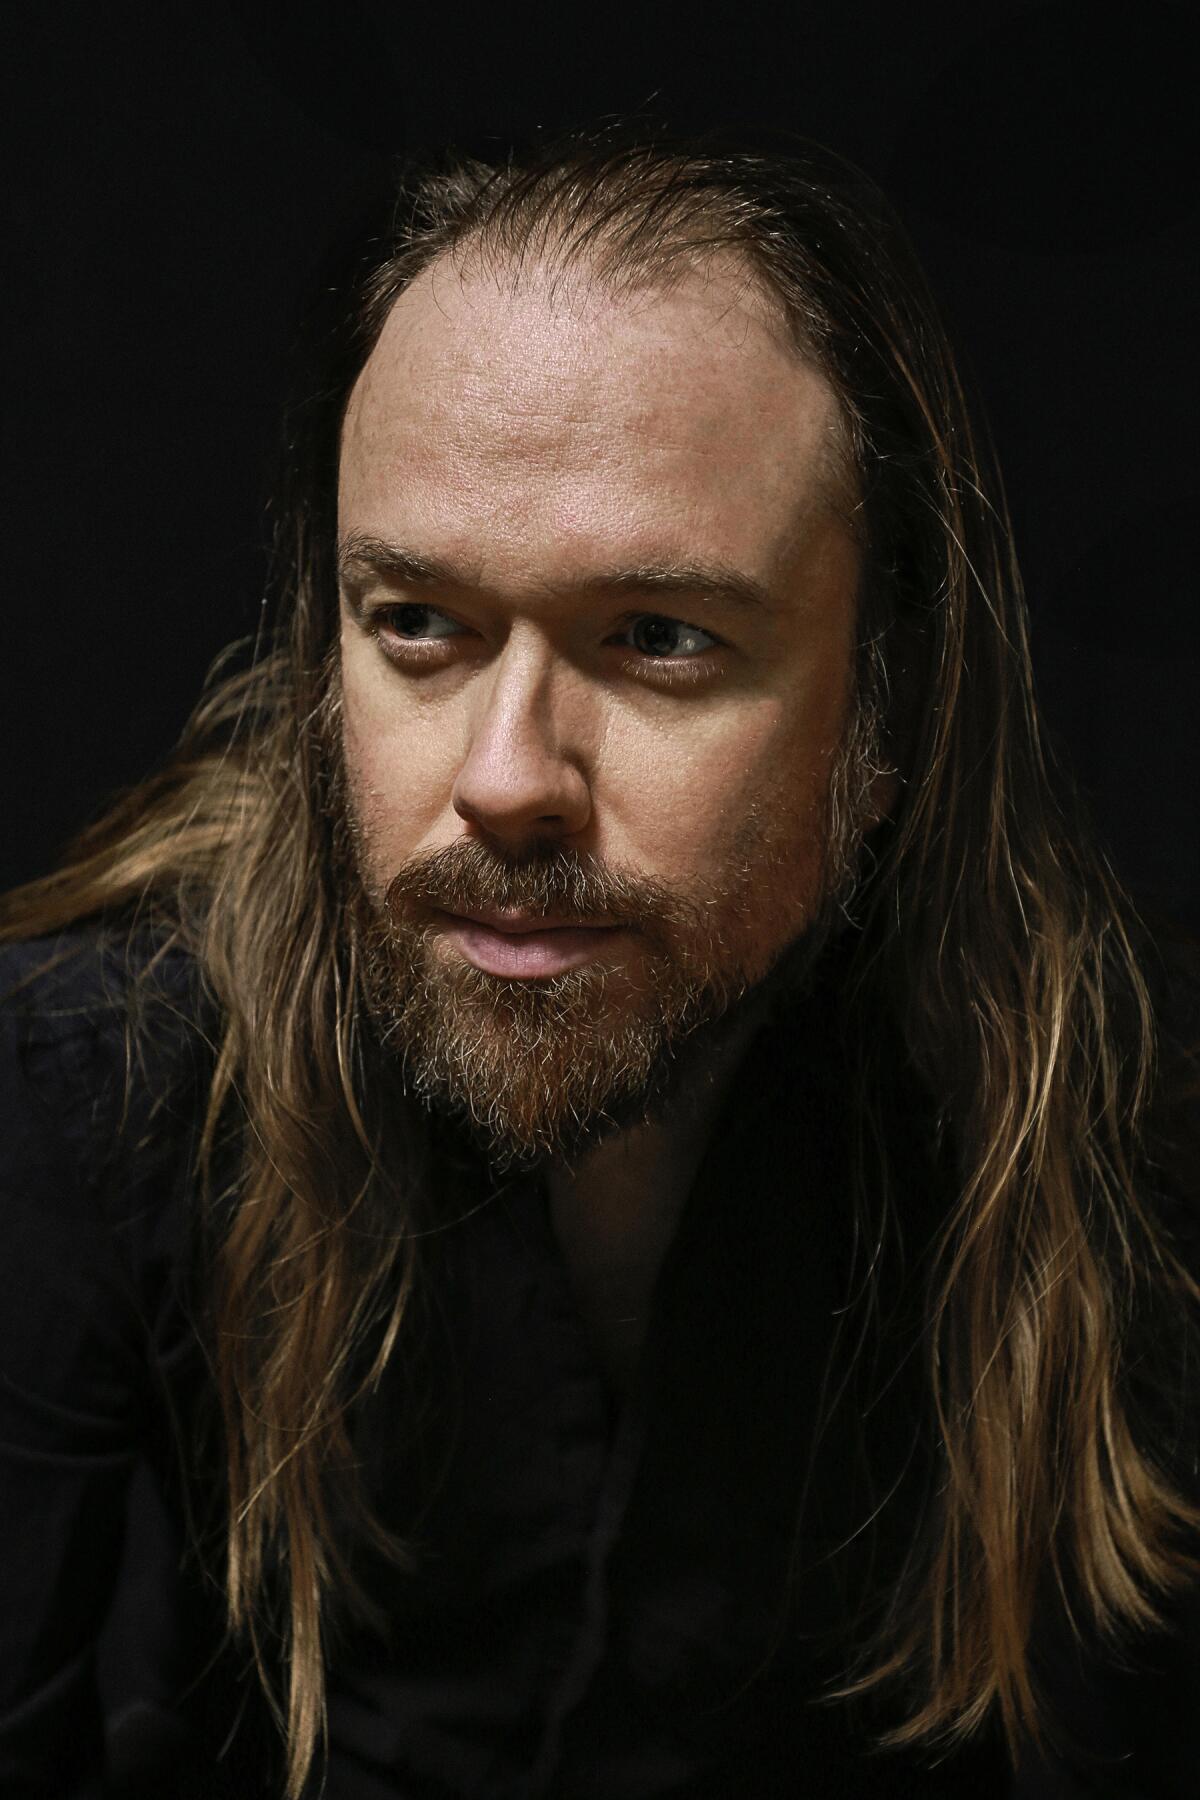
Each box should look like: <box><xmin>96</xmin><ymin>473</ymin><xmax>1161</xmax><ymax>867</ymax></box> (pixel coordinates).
<box><xmin>380</xmin><ymin>837</ymin><xmax>705</xmax><ymax>940</ymax></box>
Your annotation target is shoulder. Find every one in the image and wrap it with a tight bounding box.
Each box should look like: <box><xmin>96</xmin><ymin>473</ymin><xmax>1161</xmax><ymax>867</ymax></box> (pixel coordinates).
<box><xmin>0</xmin><ymin>923</ymin><xmax>218</xmax><ymax>1265</ymax></box>
<box><xmin>0</xmin><ymin>922</ymin><xmax>213</xmax><ymax>1101</ymax></box>
<box><xmin>0</xmin><ymin>923</ymin><xmax>225</xmax><ymax>1423</ymax></box>
<box><xmin>0</xmin><ymin>919</ymin><xmax>207</xmax><ymax>1020</ymax></box>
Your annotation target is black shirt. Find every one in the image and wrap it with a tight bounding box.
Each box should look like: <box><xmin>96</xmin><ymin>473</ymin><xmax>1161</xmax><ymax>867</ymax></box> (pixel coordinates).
<box><xmin>1</xmin><ymin>928</ymin><xmax>1196</xmax><ymax>1798</ymax></box>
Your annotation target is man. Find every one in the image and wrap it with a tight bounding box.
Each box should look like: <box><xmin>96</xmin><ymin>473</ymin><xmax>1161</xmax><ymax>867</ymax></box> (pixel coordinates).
<box><xmin>1</xmin><ymin>128</ymin><xmax>1198</xmax><ymax>1799</ymax></box>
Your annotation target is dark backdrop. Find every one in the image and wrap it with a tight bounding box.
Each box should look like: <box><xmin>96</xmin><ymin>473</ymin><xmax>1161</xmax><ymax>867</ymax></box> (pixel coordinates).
<box><xmin>4</xmin><ymin>0</ymin><xmax>1198</xmax><ymax>929</ymax></box>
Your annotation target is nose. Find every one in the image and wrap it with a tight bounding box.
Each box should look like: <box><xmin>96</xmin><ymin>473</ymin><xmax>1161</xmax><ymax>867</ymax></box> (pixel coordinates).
<box><xmin>450</xmin><ymin>639</ymin><xmax>592</xmax><ymax>848</ymax></box>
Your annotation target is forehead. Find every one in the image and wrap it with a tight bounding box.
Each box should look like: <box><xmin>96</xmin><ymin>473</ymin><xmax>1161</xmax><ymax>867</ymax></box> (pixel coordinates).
<box><xmin>338</xmin><ymin>250</ymin><xmax>850</xmax><ymax>580</ymax></box>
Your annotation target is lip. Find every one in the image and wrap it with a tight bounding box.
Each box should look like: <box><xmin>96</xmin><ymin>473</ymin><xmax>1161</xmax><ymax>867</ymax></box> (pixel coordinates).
<box><xmin>444</xmin><ymin>906</ymin><xmax>618</xmax><ymax>935</ymax></box>
<box><xmin>436</xmin><ymin>909</ymin><xmax>626</xmax><ymax>978</ymax></box>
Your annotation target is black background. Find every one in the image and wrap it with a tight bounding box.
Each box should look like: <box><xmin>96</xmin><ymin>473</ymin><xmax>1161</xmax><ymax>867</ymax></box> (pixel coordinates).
<box><xmin>4</xmin><ymin>0</ymin><xmax>1199</xmax><ymax>928</ymax></box>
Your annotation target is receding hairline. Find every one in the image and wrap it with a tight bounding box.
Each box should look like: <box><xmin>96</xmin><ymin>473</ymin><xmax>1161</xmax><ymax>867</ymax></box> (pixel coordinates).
<box><xmin>366</xmin><ymin>224</ymin><xmax>864</xmax><ymax>546</ymax></box>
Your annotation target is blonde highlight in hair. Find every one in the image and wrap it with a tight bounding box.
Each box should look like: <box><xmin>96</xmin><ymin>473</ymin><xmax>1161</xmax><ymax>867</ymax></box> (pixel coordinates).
<box><xmin>3</xmin><ymin>124</ymin><xmax>1198</xmax><ymax>1794</ymax></box>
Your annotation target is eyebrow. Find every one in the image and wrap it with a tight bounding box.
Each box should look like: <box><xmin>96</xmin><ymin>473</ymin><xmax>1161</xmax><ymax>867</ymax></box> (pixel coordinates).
<box><xmin>336</xmin><ymin>532</ymin><xmax>778</xmax><ymax>616</ymax></box>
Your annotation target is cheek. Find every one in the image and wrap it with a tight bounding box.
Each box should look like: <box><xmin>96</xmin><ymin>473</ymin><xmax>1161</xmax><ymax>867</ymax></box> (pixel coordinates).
<box><xmin>605</xmin><ymin>691</ymin><xmax>836</xmax><ymax>885</ymax></box>
<box><xmin>338</xmin><ymin>643</ymin><xmax>454</xmax><ymax>873</ymax></box>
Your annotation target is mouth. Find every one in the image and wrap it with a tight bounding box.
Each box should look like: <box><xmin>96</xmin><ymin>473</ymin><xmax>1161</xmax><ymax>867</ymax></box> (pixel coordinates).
<box><xmin>444</xmin><ymin>905</ymin><xmax>619</xmax><ymax>934</ymax></box>
<box><xmin>435</xmin><ymin>908</ymin><xmax>627</xmax><ymax>978</ymax></box>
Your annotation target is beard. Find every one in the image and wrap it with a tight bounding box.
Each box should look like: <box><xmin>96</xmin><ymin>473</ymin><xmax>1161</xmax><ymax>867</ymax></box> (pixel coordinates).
<box><xmin>327</xmin><ymin>690</ymin><xmax>884</xmax><ymax>1178</ymax></box>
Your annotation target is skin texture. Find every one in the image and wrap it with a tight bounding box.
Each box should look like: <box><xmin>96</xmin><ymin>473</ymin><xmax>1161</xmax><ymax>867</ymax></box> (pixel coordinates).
<box><xmin>335</xmin><ymin>249</ymin><xmax>870</xmax><ymax>1387</ymax></box>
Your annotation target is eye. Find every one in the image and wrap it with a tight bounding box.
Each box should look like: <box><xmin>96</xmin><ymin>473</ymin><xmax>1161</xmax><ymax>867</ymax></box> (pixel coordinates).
<box><xmin>366</xmin><ymin>601</ymin><xmax>723</xmax><ymax>688</ymax></box>
<box><xmin>620</xmin><ymin>614</ymin><xmax>718</xmax><ymax>660</ymax></box>
<box><xmin>377</xmin><ymin>602</ymin><xmax>462</xmax><ymax>641</ymax></box>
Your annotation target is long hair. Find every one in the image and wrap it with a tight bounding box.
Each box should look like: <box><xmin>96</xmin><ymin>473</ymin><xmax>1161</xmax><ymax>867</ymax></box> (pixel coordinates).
<box><xmin>3</xmin><ymin>123</ymin><xmax>1198</xmax><ymax>1795</ymax></box>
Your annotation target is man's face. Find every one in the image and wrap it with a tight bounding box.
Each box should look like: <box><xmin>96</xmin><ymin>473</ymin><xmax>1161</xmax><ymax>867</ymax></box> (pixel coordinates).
<box><xmin>335</xmin><ymin>248</ymin><xmax>867</xmax><ymax>1171</ymax></box>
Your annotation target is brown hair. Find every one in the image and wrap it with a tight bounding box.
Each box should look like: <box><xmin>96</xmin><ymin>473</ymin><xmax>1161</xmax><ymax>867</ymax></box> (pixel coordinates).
<box><xmin>3</xmin><ymin>123</ymin><xmax>1198</xmax><ymax>1794</ymax></box>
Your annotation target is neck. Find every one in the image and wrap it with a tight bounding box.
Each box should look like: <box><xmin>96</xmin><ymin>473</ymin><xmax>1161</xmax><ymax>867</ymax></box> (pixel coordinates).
<box><xmin>545</xmin><ymin>1007</ymin><xmax>760</xmax><ymax>1209</ymax></box>
<box><xmin>543</xmin><ymin>990</ymin><xmax>773</xmax><ymax>1395</ymax></box>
